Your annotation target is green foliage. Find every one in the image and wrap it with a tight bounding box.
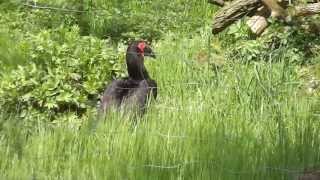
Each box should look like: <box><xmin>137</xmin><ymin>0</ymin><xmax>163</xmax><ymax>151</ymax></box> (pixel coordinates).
<box><xmin>86</xmin><ymin>0</ymin><xmax>212</xmax><ymax>42</ymax></box>
<box><xmin>222</xmin><ymin>21</ymin><xmax>320</xmax><ymax>64</ymax></box>
<box><xmin>0</xmin><ymin>26</ymin><xmax>121</xmax><ymax>117</ymax></box>
<box><xmin>0</xmin><ymin>35</ymin><xmax>319</xmax><ymax>179</ymax></box>
<box><xmin>10</xmin><ymin>0</ymin><xmax>212</xmax><ymax>42</ymax></box>
<box><xmin>0</xmin><ymin>1</ymin><xmax>320</xmax><ymax>179</ymax></box>
<box><xmin>0</xmin><ymin>0</ymin><xmax>20</xmax><ymax>11</ymax></box>
<box><xmin>0</xmin><ymin>8</ymin><xmax>78</xmax><ymax>35</ymax></box>
<box><xmin>0</xmin><ymin>31</ymin><xmax>26</xmax><ymax>70</ymax></box>
<box><xmin>0</xmin><ymin>0</ymin><xmax>212</xmax><ymax>122</ymax></box>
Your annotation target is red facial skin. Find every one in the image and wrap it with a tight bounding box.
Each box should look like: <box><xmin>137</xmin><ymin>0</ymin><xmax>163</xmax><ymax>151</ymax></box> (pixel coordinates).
<box><xmin>137</xmin><ymin>42</ymin><xmax>146</xmax><ymax>56</ymax></box>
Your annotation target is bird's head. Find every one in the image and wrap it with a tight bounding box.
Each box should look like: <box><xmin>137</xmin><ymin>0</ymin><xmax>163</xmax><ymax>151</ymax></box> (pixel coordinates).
<box><xmin>126</xmin><ymin>40</ymin><xmax>155</xmax><ymax>80</ymax></box>
<box><xmin>127</xmin><ymin>41</ymin><xmax>156</xmax><ymax>59</ymax></box>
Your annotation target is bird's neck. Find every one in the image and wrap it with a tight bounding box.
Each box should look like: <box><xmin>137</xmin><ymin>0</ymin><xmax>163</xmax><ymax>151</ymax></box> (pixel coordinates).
<box><xmin>126</xmin><ymin>51</ymin><xmax>150</xmax><ymax>80</ymax></box>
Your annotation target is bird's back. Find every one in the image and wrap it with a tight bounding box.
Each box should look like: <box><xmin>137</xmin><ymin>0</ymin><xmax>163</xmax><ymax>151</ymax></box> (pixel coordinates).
<box><xmin>100</xmin><ymin>78</ymin><xmax>157</xmax><ymax>115</ymax></box>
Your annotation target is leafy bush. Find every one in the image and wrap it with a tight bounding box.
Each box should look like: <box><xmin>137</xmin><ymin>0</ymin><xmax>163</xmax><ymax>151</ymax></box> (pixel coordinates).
<box><xmin>222</xmin><ymin>21</ymin><xmax>320</xmax><ymax>64</ymax></box>
<box><xmin>88</xmin><ymin>0</ymin><xmax>212</xmax><ymax>42</ymax></box>
<box><xmin>0</xmin><ymin>26</ymin><xmax>121</xmax><ymax>118</ymax></box>
<box><xmin>15</xmin><ymin>0</ymin><xmax>212</xmax><ymax>42</ymax></box>
<box><xmin>0</xmin><ymin>31</ymin><xmax>26</xmax><ymax>70</ymax></box>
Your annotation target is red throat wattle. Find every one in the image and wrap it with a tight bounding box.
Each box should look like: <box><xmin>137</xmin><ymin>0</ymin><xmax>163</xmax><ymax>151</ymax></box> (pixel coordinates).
<box><xmin>137</xmin><ymin>42</ymin><xmax>146</xmax><ymax>56</ymax></box>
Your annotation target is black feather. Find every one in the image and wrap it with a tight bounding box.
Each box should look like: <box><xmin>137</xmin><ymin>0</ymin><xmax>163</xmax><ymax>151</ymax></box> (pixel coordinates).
<box><xmin>100</xmin><ymin>41</ymin><xmax>157</xmax><ymax>116</ymax></box>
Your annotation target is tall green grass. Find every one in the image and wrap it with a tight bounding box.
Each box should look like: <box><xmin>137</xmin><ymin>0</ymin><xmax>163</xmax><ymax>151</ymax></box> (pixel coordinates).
<box><xmin>1</xmin><ymin>1</ymin><xmax>320</xmax><ymax>179</ymax></box>
<box><xmin>0</xmin><ymin>31</ymin><xmax>319</xmax><ymax>179</ymax></box>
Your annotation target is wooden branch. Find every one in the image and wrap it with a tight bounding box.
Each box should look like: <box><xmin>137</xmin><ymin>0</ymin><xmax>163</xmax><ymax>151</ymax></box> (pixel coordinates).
<box><xmin>212</xmin><ymin>0</ymin><xmax>262</xmax><ymax>34</ymax></box>
<box><xmin>307</xmin><ymin>0</ymin><xmax>320</xmax><ymax>3</ymax></box>
<box><xmin>294</xmin><ymin>2</ymin><xmax>320</xmax><ymax>16</ymax></box>
<box><xmin>211</xmin><ymin>0</ymin><xmax>320</xmax><ymax>35</ymax></box>
<box><xmin>247</xmin><ymin>6</ymin><xmax>270</xmax><ymax>35</ymax></box>
<box><xmin>247</xmin><ymin>16</ymin><xmax>268</xmax><ymax>35</ymax></box>
<box><xmin>208</xmin><ymin>0</ymin><xmax>225</xmax><ymax>6</ymax></box>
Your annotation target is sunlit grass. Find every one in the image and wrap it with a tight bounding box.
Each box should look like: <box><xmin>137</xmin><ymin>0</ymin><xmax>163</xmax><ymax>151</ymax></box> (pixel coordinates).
<box><xmin>0</xmin><ymin>1</ymin><xmax>320</xmax><ymax>179</ymax></box>
<box><xmin>0</xmin><ymin>32</ymin><xmax>319</xmax><ymax>179</ymax></box>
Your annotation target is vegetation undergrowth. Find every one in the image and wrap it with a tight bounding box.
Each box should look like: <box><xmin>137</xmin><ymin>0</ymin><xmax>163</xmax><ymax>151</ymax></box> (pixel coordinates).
<box><xmin>0</xmin><ymin>1</ymin><xmax>320</xmax><ymax>179</ymax></box>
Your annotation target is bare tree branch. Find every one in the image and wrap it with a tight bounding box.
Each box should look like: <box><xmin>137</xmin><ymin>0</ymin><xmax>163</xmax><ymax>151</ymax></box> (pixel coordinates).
<box><xmin>247</xmin><ymin>6</ymin><xmax>270</xmax><ymax>35</ymax></box>
<box><xmin>212</xmin><ymin>0</ymin><xmax>262</xmax><ymax>34</ymax></box>
<box><xmin>294</xmin><ymin>2</ymin><xmax>320</xmax><ymax>16</ymax></box>
<box><xmin>211</xmin><ymin>0</ymin><xmax>320</xmax><ymax>35</ymax></box>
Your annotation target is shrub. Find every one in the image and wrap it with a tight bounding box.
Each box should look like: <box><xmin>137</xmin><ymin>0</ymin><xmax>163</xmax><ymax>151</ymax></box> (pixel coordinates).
<box><xmin>0</xmin><ymin>26</ymin><xmax>121</xmax><ymax>118</ymax></box>
<box><xmin>13</xmin><ymin>0</ymin><xmax>212</xmax><ymax>42</ymax></box>
<box><xmin>222</xmin><ymin>21</ymin><xmax>320</xmax><ymax>64</ymax></box>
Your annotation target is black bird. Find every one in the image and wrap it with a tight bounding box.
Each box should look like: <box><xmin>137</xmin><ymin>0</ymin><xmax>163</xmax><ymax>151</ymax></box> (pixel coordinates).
<box><xmin>100</xmin><ymin>41</ymin><xmax>157</xmax><ymax>116</ymax></box>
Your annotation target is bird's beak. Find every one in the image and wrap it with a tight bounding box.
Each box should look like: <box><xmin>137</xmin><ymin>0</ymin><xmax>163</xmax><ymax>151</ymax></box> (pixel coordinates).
<box><xmin>146</xmin><ymin>51</ymin><xmax>156</xmax><ymax>59</ymax></box>
<box><xmin>149</xmin><ymin>51</ymin><xmax>156</xmax><ymax>59</ymax></box>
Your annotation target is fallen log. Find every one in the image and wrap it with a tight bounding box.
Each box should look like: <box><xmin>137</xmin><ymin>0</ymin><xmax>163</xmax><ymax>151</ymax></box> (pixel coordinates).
<box><xmin>212</xmin><ymin>0</ymin><xmax>320</xmax><ymax>35</ymax></box>
<box><xmin>246</xmin><ymin>6</ymin><xmax>270</xmax><ymax>35</ymax></box>
<box><xmin>294</xmin><ymin>2</ymin><xmax>320</xmax><ymax>16</ymax></box>
<box><xmin>212</xmin><ymin>0</ymin><xmax>262</xmax><ymax>34</ymax></box>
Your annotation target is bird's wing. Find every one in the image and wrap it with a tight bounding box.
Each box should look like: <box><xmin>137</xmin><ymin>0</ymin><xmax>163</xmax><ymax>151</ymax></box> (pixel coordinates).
<box><xmin>100</xmin><ymin>79</ymin><xmax>157</xmax><ymax>116</ymax></box>
<box><xmin>124</xmin><ymin>80</ymin><xmax>157</xmax><ymax>114</ymax></box>
<box><xmin>123</xmin><ymin>80</ymin><xmax>149</xmax><ymax>113</ymax></box>
<box><xmin>100</xmin><ymin>79</ymin><xmax>127</xmax><ymax>113</ymax></box>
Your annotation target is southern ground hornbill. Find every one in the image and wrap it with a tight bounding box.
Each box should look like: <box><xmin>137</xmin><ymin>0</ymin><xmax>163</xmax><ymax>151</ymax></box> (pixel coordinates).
<box><xmin>100</xmin><ymin>41</ymin><xmax>157</xmax><ymax>116</ymax></box>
